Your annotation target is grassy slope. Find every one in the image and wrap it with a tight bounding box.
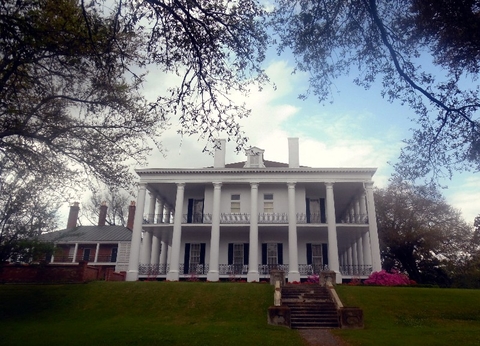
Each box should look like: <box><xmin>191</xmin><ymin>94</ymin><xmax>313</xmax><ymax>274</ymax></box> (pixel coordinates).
<box><xmin>1</xmin><ymin>283</ymin><xmax>480</xmax><ymax>346</ymax></box>
<box><xmin>334</xmin><ymin>285</ymin><xmax>480</xmax><ymax>346</ymax></box>
<box><xmin>0</xmin><ymin>282</ymin><xmax>305</xmax><ymax>346</ymax></box>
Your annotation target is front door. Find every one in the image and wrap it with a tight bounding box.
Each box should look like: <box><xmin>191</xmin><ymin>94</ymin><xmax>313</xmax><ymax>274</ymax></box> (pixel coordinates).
<box><xmin>187</xmin><ymin>199</ymin><xmax>204</xmax><ymax>223</ymax></box>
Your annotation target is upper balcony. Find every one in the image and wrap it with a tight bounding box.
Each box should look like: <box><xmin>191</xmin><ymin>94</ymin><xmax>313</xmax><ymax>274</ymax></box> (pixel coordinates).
<box><xmin>143</xmin><ymin>213</ymin><xmax>368</xmax><ymax>225</ymax></box>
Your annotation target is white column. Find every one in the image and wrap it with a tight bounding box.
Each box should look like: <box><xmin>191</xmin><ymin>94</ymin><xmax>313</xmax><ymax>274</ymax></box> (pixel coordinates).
<box><xmin>357</xmin><ymin>236</ymin><xmax>364</xmax><ymax>267</ymax></box>
<box><xmin>362</xmin><ymin>231</ymin><xmax>373</xmax><ymax>268</ymax></box>
<box><xmin>167</xmin><ymin>183</ymin><xmax>185</xmax><ymax>281</ymax></box>
<box><xmin>354</xmin><ymin>199</ymin><xmax>361</xmax><ymax>223</ymax></box>
<box><xmin>165</xmin><ymin>206</ymin><xmax>171</xmax><ymax>224</ymax></box>
<box><xmin>360</xmin><ymin>193</ymin><xmax>367</xmax><ymax>223</ymax></box>
<box><xmin>148</xmin><ymin>193</ymin><xmax>156</xmax><ymax>223</ymax></box>
<box><xmin>94</xmin><ymin>243</ymin><xmax>100</xmax><ymax>262</ymax></box>
<box><xmin>352</xmin><ymin>241</ymin><xmax>358</xmax><ymax>273</ymax></box>
<box><xmin>156</xmin><ymin>199</ymin><xmax>165</xmax><ymax>223</ymax></box>
<box><xmin>160</xmin><ymin>240</ymin><xmax>168</xmax><ymax>268</ymax></box>
<box><xmin>247</xmin><ymin>182</ymin><xmax>260</xmax><ymax>282</ymax></box>
<box><xmin>325</xmin><ymin>182</ymin><xmax>340</xmax><ymax>282</ymax></box>
<box><xmin>126</xmin><ymin>183</ymin><xmax>147</xmax><ymax>281</ymax></box>
<box><xmin>365</xmin><ymin>181</ymin><xmax>382</xmax><ymax>272</ymax></box>
<box><xmin>207</xmin><ymin>182</ymin><xmax>222</xmax><ymax>281</ymax></box>
<box><xmin>72</xmin><ymin>243</ymin><xmax>78</xmax><ymax>263</ymax></box>
<box><xmin>141</xmin><ymin>230</ymin><xmax>153</xmax><ymax>264</ymax></box>
<box><xmin>151</xmin><ymin>233</ymin><xmax>161</xmax><ymax>265</ymax></box>
<box><xmin>287</xmin><ymin>182</ymin><xmax>300</xmax><ymax>282</ymax></box>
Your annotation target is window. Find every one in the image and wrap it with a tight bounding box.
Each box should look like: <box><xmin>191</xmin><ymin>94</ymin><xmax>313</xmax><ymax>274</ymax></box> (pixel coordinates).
<box><xmin>231</xmin><ymin>194</ymin><xmax>240</xmax><ymax>213</ymax></box>
<box><xmin>264</xmin><ymin>194</ymin><xmax>274</xmax><ymax>213</ymax></box>
<box><xmin>189</xmin><ymin>244</ymin><xmax>201</xmax><ymax>268</ymax></box>
<box><xmin>311</xmin><ymin>244</ymin><xmax>323</xmax><ymax>267</ymax></box>
<box><xmin>267</xmin><ymin>243</ymin><xmax>278</xmax><ymax>265</ymax></box>
<box><xmin>233</xmin><ymin>244</ymin><xmax>244</xmax><ymax>265</ymax></box>
<box><xmin>83</xmin><ymin>248</ymin><xmax>91</xmax><ymax>261</ymax></box>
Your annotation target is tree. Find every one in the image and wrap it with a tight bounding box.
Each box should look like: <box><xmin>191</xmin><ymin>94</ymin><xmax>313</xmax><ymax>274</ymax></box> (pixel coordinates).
<box><xmin>374</xmin><ymin>178</ymin><xmax>473</xmax><ymax>285</ymax></box>
<box><xmin>82</xmin><ymin>186</ymin><xmax>132</xmax><ymax>227</ymax></box>
<box><xmin>271</xmin><ymin>0</ymin><xmax>480</xmax><ymax>183</ymax></box>
<box><xmin>0</xmin><ymin>0</ymin><xmax>268</xmax><ymax>260</ymax></box>
<box><xmin>0</xmin><ymin>172</ymin><xmax>58</xmax><ymax>263</ymax></box>
<box><xmin>1</xmin><ymin>0</ymin><xmax>268</xmax><ymax>189</ymax></box>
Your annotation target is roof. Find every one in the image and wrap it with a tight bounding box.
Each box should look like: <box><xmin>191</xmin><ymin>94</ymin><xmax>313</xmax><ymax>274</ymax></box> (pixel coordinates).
<box><xmin>39</xmin><ymin>225</ymin><xmax>132</xmax><ymax>243</ymax></box>
<box><xmin>223</xmin><ymin>160</ymin><xmax>291</xmax><ymax>168</ymax></box>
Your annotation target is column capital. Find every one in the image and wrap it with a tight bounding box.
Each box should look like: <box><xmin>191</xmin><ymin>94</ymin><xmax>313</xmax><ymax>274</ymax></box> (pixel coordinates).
<box><xmin>325</xmin><ymin>181</ymin><xmax>335</xmax><ymax>188</ymax></box>
<box><xmin>213</xmin><ymin>181</ymin><xmax>222</xmax><ymax>188</ymax></box>
<box><xmin>287</xmin><ymin>182</ymin><xmax>296</xmax><ymax>188</ymax></box>
<box><xmin>250</xmin><ymin>182</ymin><xmax>259</xmax><ymax>188</ymax></box>
<box><xmin>364</xmin><ymin>181</ymin><xmax>374</xmax><ymax>189</ymax></box>
<box><xmin>176</xmin><ymin>182</ymin><xmax>186</xmax><ymax>188</ymax></box>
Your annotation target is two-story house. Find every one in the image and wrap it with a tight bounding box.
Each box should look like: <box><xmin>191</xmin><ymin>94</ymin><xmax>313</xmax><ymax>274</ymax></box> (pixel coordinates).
<box><xmin>126</xmin><ymin>138</ymin><xmax>382</xmax><ymax>283</ymax></box>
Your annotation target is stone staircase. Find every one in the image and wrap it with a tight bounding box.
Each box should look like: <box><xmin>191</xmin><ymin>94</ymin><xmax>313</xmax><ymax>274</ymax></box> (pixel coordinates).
<box><xmin>281</xmin><ymin>284</ymin><xmax>340</xmax><ymax>329</ymax></box>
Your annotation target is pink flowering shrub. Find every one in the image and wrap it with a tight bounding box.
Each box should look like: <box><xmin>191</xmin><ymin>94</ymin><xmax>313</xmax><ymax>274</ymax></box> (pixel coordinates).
<box><xmin>306</xmin><ymin>274</ymin><xmax>319</xmax><ymax>284</ymax></box>
<box><xmin>364</xmin><ymin>270</ymin><xmax>413</xmax><ymax>286</ymax></box>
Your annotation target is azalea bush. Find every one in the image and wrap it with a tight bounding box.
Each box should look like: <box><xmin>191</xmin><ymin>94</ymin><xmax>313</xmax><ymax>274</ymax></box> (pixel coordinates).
<box><xmin>364</xmin><ymin>270</ymin><xmax>415</xmax><ymax>286</ymax></box>
<box><xmin>306</xmin><ymin>274</ymin><xmax>319</xmax><ymax>284</ymax></box>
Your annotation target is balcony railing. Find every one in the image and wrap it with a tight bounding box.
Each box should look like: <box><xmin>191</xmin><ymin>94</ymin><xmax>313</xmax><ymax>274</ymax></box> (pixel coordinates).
<box><xmin>137</xmin><ymin>263</ymin><xmax>373</xmax><ymax>277</ymax></box>
<box><xmin>51</xmin><ymin>255</ymin><xmax>117</xmax><ymax>263</ymax></box>
<box><xmin>339</xmin><ymin>265</ymin><xmax>373</xmax><ymax>276</ymax></box>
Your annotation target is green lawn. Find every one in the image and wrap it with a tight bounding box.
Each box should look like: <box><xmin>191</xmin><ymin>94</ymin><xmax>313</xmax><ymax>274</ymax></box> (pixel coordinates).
<box><xmin>1</xmin><ymin>282</ymin><xmax>480</xmax><ymax>346</ymax></box>
<box><xmin>334</xmin><ymin>285</ymin><xmax>480</xmax><ymax>346</ymax></box>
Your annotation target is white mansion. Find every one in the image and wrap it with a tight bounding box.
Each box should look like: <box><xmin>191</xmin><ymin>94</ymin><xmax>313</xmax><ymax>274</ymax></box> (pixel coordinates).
<box><xmin>126</xmin><ymin>138</ymin><xmax>382</xmax><ymax>283</ymax></box>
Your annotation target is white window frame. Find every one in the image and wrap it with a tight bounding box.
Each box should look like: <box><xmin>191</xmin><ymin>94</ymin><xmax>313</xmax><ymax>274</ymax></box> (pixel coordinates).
<box><xmin>264</xmin><ymin>193</ymin><xmax>274</xmax><ymax>214</ymax></box>
<box><xmin>231</xmin><ymin>194</ymin><xmax>241</xmax><ymax>213</ymax></box>
<box><xmin>267</xmin><ymin>243</ymin><xmax>278</xmax><ymax>265</ymax></box>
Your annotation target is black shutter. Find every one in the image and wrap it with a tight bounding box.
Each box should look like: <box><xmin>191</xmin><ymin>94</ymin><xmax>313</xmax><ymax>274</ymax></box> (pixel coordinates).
<box><xmin>322</xmin><ymin>243</ymin><xmax>328</xmax><ymax>266</ymax></box>
<box><xmin>261</xmin><ymin>243</ymin><xmax>267</xmax><ymax>265</ymax></box>
<box><xmin>306</xmin><ymin>198</ymin><xmax>311</xmax><ymax>223</ymax></box>
<box><xmin>320</xmin><ymin>198</ymin><xmax>326</xmax><ymax>223</ymax></box>
<box><xmin>184</xmin><ymin>243</ymin><xmax>191</xmax><ymax>274</ymax></box>
<box><xmin>306</xmin><ymin>243</ymin><xmax>312</xmax><ymax>265</ymax></box>
<box><xmin>244</xmin><ymin>243</ymin><xmax>249</xmax><ymax>265</ymax></box>
<box><xmin>200</xmin><ymin>243</ymin><xmax>206</xmax><ymax>265</ymax></box>
<box><xmin>277</xmin><ymin>243</ymin><xmax>283</xmax><ymax>265</ymax></box>
<box><xmin>187</xmin><ymin>199</ymin><xmax>193</xmax><ymax>223</ymax></box>
<box><xmin>228</xmin><ymin>243</ymin><xmax>233</xmax><ymax>265</ymax></box>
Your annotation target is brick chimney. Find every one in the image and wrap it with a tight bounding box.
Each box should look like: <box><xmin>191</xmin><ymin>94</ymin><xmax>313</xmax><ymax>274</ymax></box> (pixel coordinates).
<box><xmin>127</xmin><ymin>201</ymin><xmax>136</xmax><ymax>230</ymax></box>
<box><xmin>98</xmin><ymin>201</ymin><xmax>108</xmax><ymax>226</ymax></box>
<box><xmin>67</xmin><ymin>202</ymin><xmax>80</xmax><ymax>228</ymax></box>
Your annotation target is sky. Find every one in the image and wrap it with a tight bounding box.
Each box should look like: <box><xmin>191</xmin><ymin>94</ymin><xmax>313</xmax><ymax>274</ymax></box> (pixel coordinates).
<box><xmin>132</xmin><ymin>56</ymin><xmax>480</xmax><ymax>225</ymax></box>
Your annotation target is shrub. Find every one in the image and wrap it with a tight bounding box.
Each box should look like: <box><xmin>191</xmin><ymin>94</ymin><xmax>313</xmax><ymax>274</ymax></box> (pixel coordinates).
<box><xmin>364</xmin><ymin>270</ymin><xmax>412</xmax><ymax>286</ymax></box>
<box><xmin>306</xmin><ymin>274</ymin><xmax>319</xmax><ymax>284</ymax></box>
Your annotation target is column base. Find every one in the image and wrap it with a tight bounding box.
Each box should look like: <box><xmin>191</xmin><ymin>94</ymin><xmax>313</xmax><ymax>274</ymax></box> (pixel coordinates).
<box><xmin>287</xmin><ymin>271</ymin><xmax>301</xmax><ymax>283</ymax></box>
<box><xmin>166</xmin><ymin>270</ymin><xmax>179</xmax><ymax>281</ymax></box>
<box><xmin>207</xmin><ymin>271</ymin><xmax>219</xmax><ymax>282</ymax></box>
<box><xmin>126</xmin><ymin>270</ymin><xmax>138</xmax><ymax>282</ymax></box>
<box><xmin>247</xmin><ymin>271</ymin><xmax>260</xmax><ymax>282</ymax></box>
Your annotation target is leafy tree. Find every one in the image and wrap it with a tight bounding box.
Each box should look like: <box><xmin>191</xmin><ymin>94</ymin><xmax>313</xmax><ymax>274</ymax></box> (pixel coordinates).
<box><xmin>0</xmin><ymin>0</ymin><xmax>268</xmax><ymax>260</ymax></box>
<box><xmin>374</xmin><ymin>178</ymin><xmax>473</xmax><ymax>285</ymax></box>
<box><xmin>0</xmin><ymin>173</ymin><xmax>58</xmax><ymax>263</ymax></box>
<box><xmin>271</xmin><ymin>0</ymin><xmax>480</xmax><ymax>183</ymax></box>
<box><xmin>82</xmin><ymin>186</ymin><xmax>132</xmax><ymax>227</ymax></box>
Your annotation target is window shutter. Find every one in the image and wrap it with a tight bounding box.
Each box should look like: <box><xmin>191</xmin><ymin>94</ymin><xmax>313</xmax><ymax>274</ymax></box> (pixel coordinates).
<box><xmin>277</xmin><ymin>243</ymin><xmax>283</xmax><ymax>265</ymax></box>
<box><xmin>306</xmin><ymin>243</ymin><xmax>312</xmax><ymax>265</ymax></box>
<box><xmin>228</xmin><ymin>243</ymin><xmax>233</xmax><ymax>265</ymax></box>
<box><xmin>184</xmin><ymin>243</ymin><xmax>191</xmax><ymax>274</ymax></box>
<box><xmin>187</xmin><ymin>199</ymin><xmax>193</xmax><ymax>223</ymax></box>
<box><xmin>261</xmin><ymin>243</ymin><xmax>267</xmax><ymax>265</ymax></box>
<box><xmin>320</xmin><ymin>198</ymin><xmax>326</xmax><ymax>223</ymax></box>
<box><xmin>244</xmin><ymin>243</ymin><xmax>249</xmax><ymax>265</ymax></box>
<box><xmin>200</xmin><ymin>243</ymin><xmax>206</xmax><ymax>265</ymax></box>
<box><xmin>322</xmin><ymin>243</ymin><xmax>328</xmax><ymax>266</ymax></box>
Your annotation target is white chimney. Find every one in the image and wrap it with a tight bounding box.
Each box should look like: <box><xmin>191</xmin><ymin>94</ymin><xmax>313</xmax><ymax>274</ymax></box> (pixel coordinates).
<box><xmin>288</xmin><ymin>138</ymin><xmax>299</xmax><ymax>168</ymax></box>
<box><xmin>214</xmin><ymin>139</ymin><xmax>226</xmax><ymax>168</ymax></box>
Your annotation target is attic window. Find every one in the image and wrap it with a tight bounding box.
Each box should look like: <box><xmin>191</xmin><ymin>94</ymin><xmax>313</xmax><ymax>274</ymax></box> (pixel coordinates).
<box><xmin>244</xmin><ymin>147</ymin><xmax>265</xmax><ymax>168</ymax></box>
